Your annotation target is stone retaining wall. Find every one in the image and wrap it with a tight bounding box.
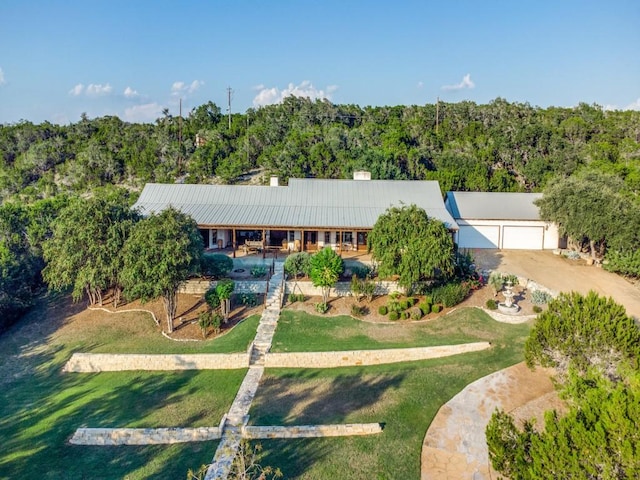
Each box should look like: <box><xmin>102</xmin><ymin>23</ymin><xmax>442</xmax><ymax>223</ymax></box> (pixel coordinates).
<box><xmin>63</xmin><ymin>353</ymin><xmax>249</xmax><ymax>372</ymax></box>
<box><xmin>243</xmin><ymin>423</ymin><xmax>383</xmax><ymax>439</ymax></box>
<box><xmin>70</xmin><ymin>427</ymin><xmax>222</xmax><ymax>445</ymax></box>
<box><xmin>180</xmin><ymin>280</ymin><xmax>268</xmax><ymax>295</ymax></box>
<box><xmin>264</xmin><ymin>342</ymin><xmax>490</xmax><ymax>368</ymax></box>
<box><xmin>285</xmin><ymin>280</ymin><xmax>402</xmax><ymax>298</ymax></box>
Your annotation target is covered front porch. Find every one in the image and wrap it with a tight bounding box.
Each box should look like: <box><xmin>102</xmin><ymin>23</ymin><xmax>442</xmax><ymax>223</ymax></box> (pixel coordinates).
<box><xmin>198</xmin><ymin>226</ymin><xmax>371</xmax><ymax>258</ymax></box>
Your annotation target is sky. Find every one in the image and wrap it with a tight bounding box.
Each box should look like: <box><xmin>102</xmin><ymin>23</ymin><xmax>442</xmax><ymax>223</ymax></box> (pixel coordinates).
<box><xmin>1</xmin><ymin>0</ymin><xmax>639</xmax><ymax>124</ymax></box>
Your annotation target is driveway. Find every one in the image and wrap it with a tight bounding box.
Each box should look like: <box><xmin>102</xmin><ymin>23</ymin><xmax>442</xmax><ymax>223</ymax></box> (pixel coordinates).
<box><xmin>473</xmin><ymin>249</ymin><xmax>640</xmax><ymax>319</ymax></box>
<box><xmin>421</xmin><ymin>249</ymin><xmax>640</xmax><ymax>479</ymax></box>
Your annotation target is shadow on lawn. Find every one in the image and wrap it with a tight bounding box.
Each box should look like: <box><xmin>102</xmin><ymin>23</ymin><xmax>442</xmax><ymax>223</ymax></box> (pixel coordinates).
<box><xmin>0</xmin><ymin>335</ymin><xmax>214</xmax><ymax>479</ymax></box>
<box><xmin>249</xmin><ymin>369</ymin><xmax>405</xmax><ymax>476</ymax></box>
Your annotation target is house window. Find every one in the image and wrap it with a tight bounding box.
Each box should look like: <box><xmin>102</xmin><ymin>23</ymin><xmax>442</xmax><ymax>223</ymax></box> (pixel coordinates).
<box><xmin>324</xmin><ymin>231</ymin><xmax>331</xmax><ymax>244</ymax></box>
<box><xmin>288</xmin><ymin>230</ymin><xmax>295</xmax><ymax>241</ymax></box>
<box><xmin>343</xmin><ymin>232</ymin><xmax>353</xmax><ymax>244</ymax></box>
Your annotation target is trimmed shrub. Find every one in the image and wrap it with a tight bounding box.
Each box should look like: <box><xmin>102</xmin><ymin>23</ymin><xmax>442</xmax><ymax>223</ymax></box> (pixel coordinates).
<box><xmin>202</xmin><ymin>254</ymin><xmax>233</xmax><ymax>279</ymax></box>
<box><xmin>431</xmin><ymin>282</ymin><xmax>470</xmax><ymax>307</ymax></box>
<box><xmin>388</xmin><ymin>311</ymin><xmax>399</xmax><ymax>321</ymax></box>
<box><xmin>284</xmin><ymin>252</ymin><xmax>311</xmax><ymax>279</ymax></box>
<box><xmin>531</xmin><ymin>290</ymin><xmax>553</xmax><ymax>305</ymax></box>
<box><xmin>250</xmin><ymin>265</ymin><xmax>267</xmax><ymax>278</ymax></box>
<box><xmin>486</xmin><ymin>299</ymin><xmax>498</xmax><ymax>310</ymax></box>
<box><xmin>533</xmin><ymin>305</ymin><xmax>543</xmax><ymax>314</ymax></box>
<box><xmin>314</xmin><ymin>302</ymin><xmax>329</xmax><ymax>314</ymax></box>
<box><xmin>399</xmin><ymin>299</ymin><xmax>410</xmax><ymax>310</ymax></box>
<box><xmin>288</xmin><ymin>293</ymin><xmax>298</xmax><ymax>303</ymax></box>
<box><xmin>419</xmin><ymin>302</ymin><xmax>431</xmax><ymax>316</ymax></box>
<box><xmin>350</xmin><ymin>264</ymin><xmax>372</xmax><ymax>279</ymax></box>
<box><xmin>378</xmin><ymin>305</ymin><xmax>388</xmax><ymax>315</ymax></box>
<box><xmin>351</xmin><ymin>304</ymin><xmax>366</xmax><ymax>317</ymax></box>
<box><xmin>410</xmin><ymin>307</ymin><xmax>423</xmax><ymax>320</ymax></box>
<box><xmin>400</xmin><ymin>312</ymin><xmax>408</xmax><ymax>320</ymax></box>
<box><xmin>423</xmin><ymin>295</ymin><xmax>433</xmax><ymax>305</ymax></box>
<box><xmin>431</xmin><ymin>304</ymin><xmax>441</xmax><ymax>314</ymax></box>
<box><xmin>296</xmin><ymin>293</ymin><xmax>305</xmax><ymax>302</ymax></box>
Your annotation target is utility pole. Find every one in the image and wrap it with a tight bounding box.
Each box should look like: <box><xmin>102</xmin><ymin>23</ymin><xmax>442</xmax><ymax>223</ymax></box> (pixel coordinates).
<box><xmin>435</xmin><ymin>96</ymin><xmax>440</xmax><ymax>134</ymax></box>
<box><xmin>178</xmin><ymin>98</ymin><xmax>183</xmax><ymax>173</ymax></box>
<box><xmin>227</xmin><ymin>87</ymin><xmax>233</xmax><ymax>129</ymax></box>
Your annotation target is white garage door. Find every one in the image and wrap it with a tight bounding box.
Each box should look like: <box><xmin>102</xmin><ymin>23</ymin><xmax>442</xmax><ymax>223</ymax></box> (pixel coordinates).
<box><xmin>502</xmin><ymin>226</ymin><xmax>544</xmax><ymax>250</ymax></box>
<box><xmin>457</xmin><ymin>225</ymin><xmax>500</xmax><ymax>249</ymax></box>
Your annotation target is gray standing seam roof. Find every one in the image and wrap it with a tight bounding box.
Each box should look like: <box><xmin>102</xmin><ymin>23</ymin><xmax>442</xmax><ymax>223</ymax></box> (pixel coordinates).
<box><xmin>445</xmin><ymin>191</ymin><xmax>543</xmax><ymax>221</ymax></box>
<box><xmin>133</xmin><ymin>180</ymin><xmax>458</xmax><ymax>229</ymax></box>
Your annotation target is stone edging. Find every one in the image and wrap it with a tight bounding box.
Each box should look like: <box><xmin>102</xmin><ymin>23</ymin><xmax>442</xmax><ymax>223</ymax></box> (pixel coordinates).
<box><xmin>69</xmin><ymin>423</ymin><xmax>383</xmax><ymax>445</ymax></box>
<box><xmin>88</xmin><ymin>306</ymin><xmax>159</xmax><ymax>326</ymax></box>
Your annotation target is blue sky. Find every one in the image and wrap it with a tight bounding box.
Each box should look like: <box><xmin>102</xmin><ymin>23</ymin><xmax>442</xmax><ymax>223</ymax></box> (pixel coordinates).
<box><xmin>1</xmin><ymin>0</ymin><xmax>639</xmax><ymax>124</ymax></box>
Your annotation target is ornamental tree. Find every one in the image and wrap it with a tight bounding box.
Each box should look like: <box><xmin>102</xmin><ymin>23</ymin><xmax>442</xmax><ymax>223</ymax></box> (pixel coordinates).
<box><xmin>367</xmin><ymin>204</ymin><xmax>455</xmax><ymax>291</ymax></box>
<box><xmin>309</xmin><ymin>247</ymin><xmax>343</xmax><ymax>304</ymax></box>
<box><xmin>121</xmin><ymin>207</ymin><xmax>203</xmax><ymax>333</ymax></box>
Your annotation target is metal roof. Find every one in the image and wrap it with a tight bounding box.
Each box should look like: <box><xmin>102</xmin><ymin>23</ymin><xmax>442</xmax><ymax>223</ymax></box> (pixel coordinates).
<box><xmin>445</xmin><ymin>191</ymin><xmax>544</xmax><ymax>221</ymax></box>
<box><xmin>133</xmin><ymin>180</ymin><xmax>458</xmax><ymax>229</ymax></box>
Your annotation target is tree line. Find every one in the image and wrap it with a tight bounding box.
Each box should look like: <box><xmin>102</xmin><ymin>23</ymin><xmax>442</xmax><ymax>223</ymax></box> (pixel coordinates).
<box><xmin>2</xmin><ymin>98</ymin><xmax>639</xmax><ymax>202</ymax></box>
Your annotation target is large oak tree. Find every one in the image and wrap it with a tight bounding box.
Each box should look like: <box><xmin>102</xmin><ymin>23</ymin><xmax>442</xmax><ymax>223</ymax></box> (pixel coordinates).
<box><xmin>121</xmin><ymin>207</ymin><xmax>203</xmax><ymax>333</ymax></box>
<box><xmin>367</xmin><ymin>204</ymin><xmax>455</xmax><ymax>291</ymax></box>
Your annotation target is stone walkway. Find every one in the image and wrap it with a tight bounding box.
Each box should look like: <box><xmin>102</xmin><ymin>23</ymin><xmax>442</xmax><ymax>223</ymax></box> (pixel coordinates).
<box><xmin>204</xmin><ymin>261</ymin><xmax>285</xmax><ymax>480</ymax></box>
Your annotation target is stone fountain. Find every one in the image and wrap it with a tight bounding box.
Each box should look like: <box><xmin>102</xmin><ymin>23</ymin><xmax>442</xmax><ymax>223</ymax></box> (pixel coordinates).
<box><xmin>498</xmin><ymin>280</ymin><xmax>520</xmax><ymax>315</ymax></box>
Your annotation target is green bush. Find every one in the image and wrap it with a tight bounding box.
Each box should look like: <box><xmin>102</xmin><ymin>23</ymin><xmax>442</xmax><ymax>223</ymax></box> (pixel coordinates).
<box><xmin>399</xmin><ymin>299</ymin><xmax>410</xmax><ymax>310</ymax></box>
<box><xmin>240</xmin><ymin>293</ymin><xmax>258</xmax><ymax>306</ymax></box>
<box><xmin>288</xmin><ymin>293</ymin><xmax>298</xmax><ymax>303</ymax></box>
<box><xmin>283</xmin><ymin>252</ymin><xmax>311</xmax><ymax>279</ymax></box>
<box><xmin>204</xmin><ymin>287</ymin><xmax>221</xmax><ymax>310</ymax></box>
<box><xmin>250</xmin><ymin>265</ymin><xmax>267</xmax><ymax>278</ymax></box>
<box><xmin>423</xmin><ymin>295</ymin><xmax>433</xmax><ymax>305</ymax></box>
<box><xmin>400</xmin><ymin>312</ymin><xmax>408</xmax><ymax>320</ymax></box>
<box><xmin>201</xmin><ymin>254</ymin><xmax>233</xmax><ymax>279</ymax></box>
<box><xmin>296</xmin><ymin>293</ymin><xmax>305</xmax><ymax>302</ymax></box>
<box><xmin>378</xmin><ymin>305</ymin><xmax>388</xmax><ymax>315</ymax></box>
<box><xmin>410</xmin><ymin>307</ymin><xmax>423</xmax><ymax>320</ymax></box>
<box><xmin>431</xmin><ymin>304</ymin><xmax>441</xmax><ymax>314</ymax></box>
<box><xmin>486</xmin><ymin>299</ymin><xmax>498</xmax><ymax>310</ymax></box>
<box><xmin>431</xmin><ymin>282</ymin><xmax>470</xmax><ymax>307</ymax></box>
<box><xmin>314</xmin><ymin>302</ymin><xmax>329</xmax><ymax>314</ymax></box>
<box><xmin>351</xmin><ymin>304</ymin><xmax>367</xmax><ymax>317</ymax></box>
<box><xmin>388</xmin><ymin>311</ymin><xmax>399</xmax><ymax>321</ymax></box>
<box><xmin>533</xmin><ymin>305</ymin><xmax>543</xmax><ymax>314</ymax></box>
<box><xmin>406</xmin><ymin>297</ymin><xmax>416</xmax><ymax>306</ymax></box>
<box><xmin>531</xmin><ymin>290</ymin><xmax>553</xmax><ymax>305</ymax></box>
<box><xmin>419</xmin><ymin>302</ymin><xmax>431</xmax><ymax>316</ymax></box>
<box><xmin>604</xmin><ymin>249</ymin><xmax>640</xmax><ymax>277</ymax></box>
<box><xmin>350</xmin><ymin>264</ymin><xmax>372</xmax><ymax>279</ymax></box>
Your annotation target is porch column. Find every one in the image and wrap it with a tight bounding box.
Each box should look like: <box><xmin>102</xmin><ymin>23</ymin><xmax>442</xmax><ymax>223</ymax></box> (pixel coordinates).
<box><xmin>262</xmin><ymin>228</ymin><xmax>266</xmax><ymax>259</ymax></box>
<box><xmin>232</xmin><ymin>229</ymin><xmax>237</xmax><ymax>258</ymax></box>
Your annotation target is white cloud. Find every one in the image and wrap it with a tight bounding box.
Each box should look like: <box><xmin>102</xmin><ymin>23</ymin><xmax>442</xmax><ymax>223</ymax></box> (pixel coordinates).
<box><xmin>417</xmin><ymin>81</ymin><xmax>424</xmax><ymax>89</ymax></box>
<box><xmin>625</xmin><ymin>98</ymin><xmax>640</xmax><ymax>111</ymax></box>
<box><xmin>86</xmin><ymin>83</ymin><xmax>112</xmax><ymax>96</ymax></box>
<box><xmin>124</xmin><ymin>102</ymin><xmax>164</xmax><ymax>123</ymax></box>
<box><xmin>69</xmin><ymin>83</ymin><xmax>84</xmax><ymax>96</ymax></box>
<box><xmin>0</xmin><ymin>68</ymin><xmax>5</xmax><ymax>86</ymax></box>
<box><xmin>252</xmin><ymin>80</ymin><xmax>337</xmax><ymax>107</ymax></box>
<box><xmin>171</xmin><ymin>79</ymin><xmax>204</xmax><ymax>96</ymax></box>
<box><xmin>442</xmin><ymin>73</ymin><xmax>475</xmax><ymax>91</ymax></box>
<box><xmin>123</xmin><ymin>86</ymin><xmax>139</xmax><ymax>98</ymax></box>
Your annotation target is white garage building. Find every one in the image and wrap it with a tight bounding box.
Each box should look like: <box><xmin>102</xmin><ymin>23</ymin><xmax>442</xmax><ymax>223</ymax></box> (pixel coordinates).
<box><xmin>445</xmin><ymin>192</ymin><xmax>560</xmax><ymax>250</ymax></box>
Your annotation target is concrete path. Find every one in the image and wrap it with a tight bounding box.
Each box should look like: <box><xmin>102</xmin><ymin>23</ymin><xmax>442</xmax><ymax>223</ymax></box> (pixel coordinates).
<box><xmin>421</xmin><ymin>362</ymin><xmax>559</xmax><ymax>479</ymax></box>
<box><xmin>204</xmin><ymin>261</ymin><xmax>285</xmax><ymax>480</ymax></box>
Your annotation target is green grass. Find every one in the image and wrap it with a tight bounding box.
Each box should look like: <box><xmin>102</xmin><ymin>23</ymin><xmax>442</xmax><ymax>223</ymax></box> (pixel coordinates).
<box><xmin>251</xmin><ymin>317</ymin><xmax>531</xmax><ymax>479</ymax></box>
<box><xmin>64</xmin><ymin>313</ymin><xmax>261</xmax><ymax>354</ymax></box>
<box><xmin>0</xmin><ymin>296</ymin><xmax>251</xmax><ymax>479</ymax></box>
<box><xmin>272</xmin><ymin>308</ymin><xmax>521</xmax><ymax>352</ymax></box>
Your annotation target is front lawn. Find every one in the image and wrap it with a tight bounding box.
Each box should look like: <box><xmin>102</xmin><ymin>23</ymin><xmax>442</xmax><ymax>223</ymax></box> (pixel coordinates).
<box><xmin>0</xmin><ymin>295</ymin><xmax>249</xmax><ymax>479</ymax></box>
<box><xmin>272</xmin><ymin>307</ymin><xmax>523</xmax><ymax>352</ymax></box>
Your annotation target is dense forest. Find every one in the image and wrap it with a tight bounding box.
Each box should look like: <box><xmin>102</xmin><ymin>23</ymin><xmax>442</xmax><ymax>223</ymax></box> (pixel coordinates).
<box><xmin>1</xmin><ymin>97</ymin><xmax>640</xmax><ymax>331</ymax></box>
<box><xmin>2</xmin><ymin>97</ymin><xmax>640</xmax><ymax>201</ymax></box>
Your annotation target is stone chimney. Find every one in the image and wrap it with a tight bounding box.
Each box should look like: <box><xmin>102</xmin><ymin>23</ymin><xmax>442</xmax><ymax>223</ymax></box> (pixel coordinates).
<box><xmin>270</xmin><ymin>175</ymin><xmax>279</xmax><ymax>187</ymax></box>
<box><xmin>353</xmin><ymin>171</ymin><xmax>371</xmax><ymax>181</ymax></box>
